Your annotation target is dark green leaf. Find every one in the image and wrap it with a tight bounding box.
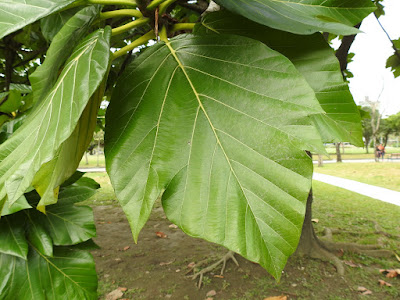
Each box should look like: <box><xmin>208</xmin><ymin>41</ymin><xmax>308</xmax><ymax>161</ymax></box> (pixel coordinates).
<box><xmin>0</xmin><ymin>90</ymin><xmax>22</xmax><ymax>113</ymax></box>
<box><xmin>0</xmin><ymin>214</ymin><xmax>28</xmax><ymax>259</ymax></box>
<box><xmin>106</xmin><ymin>34</ymin><xmax>325</xmax><ymax>279</ymax></box>
<box><xmin>214</xmin><ymin>0</ymin><xmax>375</xmax><ymax>35</ymax></box>
<box><xmin>0</xmin><ymin>28</ymin><xmax>111</xmax><ymax>215</ymax></box>
<box><xmin>0</xmin><ymin>0</ymin><xmax>76</xmax><ymax>39</ymax></box>
<box><xmin>40</xmin><ymin>6</ymin><xmax>84</xmax><ymax>42</ymax></box>
<box><xmin>0</xmin><ymin>246</ymin><xmax>97</xmax><ymax>300</ymax></box>
<box><xmin>386</xmin><ymin>40</ymin><xmax>400</xmax><ymax>78</ymax></box>
<box><xmin>61</xmin><ymin>171</ymin><xmax>85</xmax><ymax>187</ymax></box>
<box><xmin>26</xmin><ymin>213</ymin><xmax>53</xmax><ymax>257</ymax></box>
<box><xmin>196</xmin><ymin>11</ymin><xmax>363</xmax><ymax>146</ymax></box>
<box><xmin>30</xmin><ymin>5</ymin><xmax>102</xmax><ymax>105</ymax></box>
<box><xmin>42</xmin><ymin>187</ymin><xmax>96</xmax><ymax>245</ymax></box>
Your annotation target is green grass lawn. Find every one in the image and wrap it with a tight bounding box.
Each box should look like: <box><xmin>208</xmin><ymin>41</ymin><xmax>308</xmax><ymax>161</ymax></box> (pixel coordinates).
<box><xmin>314</xmin><ymin>162</ymin><xmax>400</xmax><ymax>191</ymax></box>
<box><xmin>84</xmin><ymin>172</ymin><xmax>400</xmax><ymax>299</ymax></box>
<box><xmin>313</xmin><ymin>146</ymin><xmax>400</xmax><ymax>161</ymax></box>
<box><xmin>79</xmin><ymin>154</ymin><xmax>105</xmax><ymax>168</ymax></box>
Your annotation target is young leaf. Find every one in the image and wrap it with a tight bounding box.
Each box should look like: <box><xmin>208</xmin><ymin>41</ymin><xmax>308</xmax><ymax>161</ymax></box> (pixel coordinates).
<box><xmin>106</xmin><ymin>34</ymin><xmax>325</xmax><ymax>279</ymax></box>
<box><xmin>0</xmin><ymin>0</ymin><xmax>76</xmax><ymax>39</ymax></box>
<box><xmin>0</xmin><ymin>28</ymin><xmax>111</xmax><ymax>214</ymax></box>
<box><xmin>0</xmin><ymin>247</ymin><xmax>97</xmax><ymax>300</ymax></box>
<box><xmin>196</xmin><ymin>11</ymin><xmax>363</xmax><ymax>146</ymax></box>
<box><xmin>214</xmin><ymin>0</ymin><xmax>375</xmax><ymax>35</ymax></box>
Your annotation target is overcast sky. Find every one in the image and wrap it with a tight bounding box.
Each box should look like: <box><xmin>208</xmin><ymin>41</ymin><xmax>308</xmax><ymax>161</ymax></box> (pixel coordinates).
<box><xmin>347</xmin><ymin>0</ymin><xmax>400</xmax><ymax>117</ymax></box>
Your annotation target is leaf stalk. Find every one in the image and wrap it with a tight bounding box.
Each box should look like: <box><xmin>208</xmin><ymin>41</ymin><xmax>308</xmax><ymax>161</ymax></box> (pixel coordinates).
<box><xmin>100</xmin><ymin>9</ymin><xmax>142</xmax><ymax>19</ymax></box>
<box><xmin>111</xmin><ymin>18</ymin><xmax>150</xmax><ymax>36</ymax></box>
<box><xmin>171</xmin><ymin>23</ymin><xmax>195</xmax><ymax>32</ymax></box>
<box><xmin>159</xmin><ymin>0</ymin><xmax>177</xmax><ymax>14</ymax></box>
<box><xmin>147</xmin><ymin>0</ymin><xmax>167</xmax><ymax>10</ymax></box>
<box><xmin>112</xmin><ymin>30</ymin><xmax>155</xmax><ymax>60</ymax></box>
<box><xmin>87</xmin><ymin>0</ymin><xmax>137</xmax><ymax>7</ymax></box>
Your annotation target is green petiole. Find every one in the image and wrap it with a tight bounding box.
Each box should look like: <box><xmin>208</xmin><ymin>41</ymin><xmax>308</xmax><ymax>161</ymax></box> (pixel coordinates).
<box><xmin>112</xmin><ymin>30</ymin><xmax>156</xmax><ymax>60</ymax></box>
<box><xmin>147</xmin><ymin>0</ymin><xmax>167</xmax><ymax>10</ymax></box>
<box><xmin>171</xmin><ymin>23</ymin><xmax>196</xmax><ymax>32</ymax></box>
<box><xmin>159</xmin><ymin>0</ymin><xmax>177</xmax><ymax>14</ymax></box>
<box><xmin>100</xmin><ymin>9</ymin><xmax>142</xmax><ymax>19</ymax></box>
<box><xmin>87</xmin><ymin>0</ymin><xmax>137</xmax><ymax>7</ymax></box>
<box><xmin>112</xmin><ymin>18</ymin><xmax>150</xmax><ymax>36</ymax></box>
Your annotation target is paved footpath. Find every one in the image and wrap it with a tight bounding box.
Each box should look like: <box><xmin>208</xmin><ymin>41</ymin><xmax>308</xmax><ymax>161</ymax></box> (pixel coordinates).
<box><xmin>313</xmin><ymin>173</ymin><xmax>400</xmax><ymax>207</ymax></box>
<box><xmin>78</xmin><ymin>167</ymin><xmax>400</xmax><ymax>207</ymax></box>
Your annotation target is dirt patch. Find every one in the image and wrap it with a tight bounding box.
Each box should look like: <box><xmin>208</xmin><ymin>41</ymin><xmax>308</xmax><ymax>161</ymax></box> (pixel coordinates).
<box><xmin>92</xmin><ymin>205</ymin><xmax>398</xmax><ymax>299</ymax></box>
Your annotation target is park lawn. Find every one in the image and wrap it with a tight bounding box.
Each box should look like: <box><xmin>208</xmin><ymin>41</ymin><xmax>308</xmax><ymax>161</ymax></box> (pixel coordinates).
<box><xmin>83</xmin><ymin>172</ymin><xmax>400</xmax><ymax>299</ymax></box>
<box><xmin>79</xmin><ymin>154</ymin><xmax>105</xmax><ymax>168</ymax></box>
<box><xmin>312</xmin><ymin>146</ymin><xmax>400</xmax><ymax>161</ymax></box>
<box><xmin>314</xmin><ymin>162</ymin><xmax>400</xmax><ymax>191</ymax></box>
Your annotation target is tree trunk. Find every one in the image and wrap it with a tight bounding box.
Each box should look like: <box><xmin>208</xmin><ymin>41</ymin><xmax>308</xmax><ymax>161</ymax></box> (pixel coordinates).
<box><xmin>296</xmin><ymin>190</ymin><xmax>345</xmax><ymax>275</ymax></box>
<box><xmin>85</xmin><ymin>152</ymin><xmax>89</xmax><ymax>165</ymax></box>
<box><xmin>365</xmin><ymin>138</ymin><xmax>370</xmax><ymax>153</ymax></box>
<box><xmin>335</xmin><ymin>143</ymin><xmax>342</xmax><ymax>162</ymax></box>
<box><xmin>317</xmin><ymin>154</ymin><xmax>323</xmax><ymax>167</ymax></box>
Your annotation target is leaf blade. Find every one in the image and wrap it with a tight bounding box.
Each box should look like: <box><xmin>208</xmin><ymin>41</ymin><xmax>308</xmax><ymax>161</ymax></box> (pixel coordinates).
<box><xmin>0</xmin><ymin>0</ymin><xmax>76</xmax><ymax>39</ymax></box>
<box><xmin>106</xmin><ymin>34</ymin><xmax>324</xmax><ymax>278</ymax></box>
<box><xmin>214</xmin><ymin>0</ymin><xmax>375</xmax><ymax>35</ymax></box>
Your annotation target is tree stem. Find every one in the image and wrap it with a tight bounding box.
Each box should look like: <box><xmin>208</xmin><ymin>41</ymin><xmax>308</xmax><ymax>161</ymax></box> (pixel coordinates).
<box><xmin>112</xmin><ymin>30</ymin><xmax>155</xmax><ymax>60</ymax></box>
<box><xmin>100</xmin><ymin>9</ymin><xmax>142</xmax><ymax>20</ymax></box>
<box><xmin>159</xmin><ymin>0</ymin><xmax>177</xmax><ymax>14</ymax></box>
<box><xmin>147</xmin><ymin>0</ymin><xmax>166</xmax><ymax>10</ymax></box>
<box><xmin>111</xmin><ymin>18</ymin><xmax>150</xmax><ymax>36</ymax></box>
<box><xmin>87</xmin><ymin>0</ymin><xmax>137</xmax><ymax>7</ymax></box>
<box><xmin>171</xmin><ymin>23</ymin><xmax>195</xmax><ymax>32</ymax></box>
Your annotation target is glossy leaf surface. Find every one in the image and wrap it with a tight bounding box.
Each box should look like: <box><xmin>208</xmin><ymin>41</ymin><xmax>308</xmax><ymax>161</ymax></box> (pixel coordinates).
<box><xmin>214</xmin><ymin>0</ymin><xmax>375</xmax><ymax>35</ymax></box>
<box><xmin>0</xmin><ymin>28</ymin><xmax>111</xmax><ymax>214</ymax></box>
<box><xmin>0</xmin><ymin>247</ymin><xmax>97</xmax><ymax>300</ymax></box>
<box><xmin>196</xmin><ymin>12</ymin><xmax>363</xmax><ymax>146</ymax></box>
<box><xmin>39</xmin><ymin>185</ymin><xmax>97</xmax><ymax>245</ymax></box>
<box><xmin>0</xmin><ymin>0</ymin><xmax>76</xmax><ymax>39</ymax></box>
<box><xmin>106</xmin><ymin>34</ymin><xmax>325</xmax><ymax>278</ymax></box>
<box><xmin>0</xmin><ymin>214</ymin><xmax>28</xmax><ymax>259</ymax></box>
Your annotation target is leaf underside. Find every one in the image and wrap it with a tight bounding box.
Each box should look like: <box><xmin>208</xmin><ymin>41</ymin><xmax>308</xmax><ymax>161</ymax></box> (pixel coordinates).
<box><xmin>196</xmin><ymin>11</ymin><xmax>363</xmax><ymax>146</ymax></box>
<box><xmin>214</xmin><ymin>0</ymin><xmax>375</xmax><ymax>35</ymax></box>
<box><xmin>0</xmin><ymin>28</ymin><xmax>111</xmax><ymax>214</ymax></box>
<box><xmin>106</xmin><ymin>34</ymin><xmax>326</xmax><ymax>278</ymax></box>
<box><xmin>0</xmin><ymin>0</ymin><xmax>76</xmax><ymax>39</ymax></box>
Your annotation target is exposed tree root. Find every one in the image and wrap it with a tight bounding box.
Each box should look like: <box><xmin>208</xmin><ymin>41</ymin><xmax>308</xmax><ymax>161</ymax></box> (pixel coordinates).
<box><xmin>296</xmin><ymin>190</ymin><xmax>395</xmax><ymax>275</ymax></box>
<box><xmin>189</xmin><ymin>250</ymin><xmax>239</xmax><ymax>288</ymax></box>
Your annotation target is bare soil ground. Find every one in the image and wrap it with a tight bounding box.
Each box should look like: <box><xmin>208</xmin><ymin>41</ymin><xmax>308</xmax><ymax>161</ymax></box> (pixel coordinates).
<box><xmin>92</xmin><ymin>204</ymin><xmax>399</xmax><ymax>300</ymax></box>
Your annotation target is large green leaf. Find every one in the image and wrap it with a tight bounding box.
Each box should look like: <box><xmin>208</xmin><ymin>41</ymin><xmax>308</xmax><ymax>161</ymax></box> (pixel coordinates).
<box><xmin>196</xmin><ymin>11</ymin><xmax>363</xmax><ymax>146</ymax></box>
<box><xmin>106</xmin><ymin>34</ymin><xmax>325</xmax><ymax>278</ymax></box>
<box><xmin>0</xmin><ymin>247</ymin><xmax>97</xmax><ymax>300</ymax></box>
<box><xmin>0</xmin><ymin>0</ymin><xmax>76</xmax><ymax>39</ymax></box>
<box><xmin>31</xmin><ymin>5</ymin><xmax>101</xmax><ymax>105</ymax></box>
<box><xmin>40</xmin><ymin>6</ymin><xmax>84</xmax><ymax>42</ymax></box>
<box><xmin>0</xmin><ymin>214</ymin><xmax>28</xmax><ymax>259</ymax></box>
<box><xmin>0</xmin><ymin>28</ymin><xmax>111</xmax><ymax>215</ymax></box>
<box><xmin>39</xmin><ymin>185</ymin><xmax>97</xmax><ymax>245</ymax></box>
<box><xmin>214</xmin><ymin>0</ymin><xmax>375</xmax><ymax>35</ymax></box>
<box><xmin>32</xmin><ymin>81</ymin><xmax>106</xmax><ymax>210</ymax></box>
